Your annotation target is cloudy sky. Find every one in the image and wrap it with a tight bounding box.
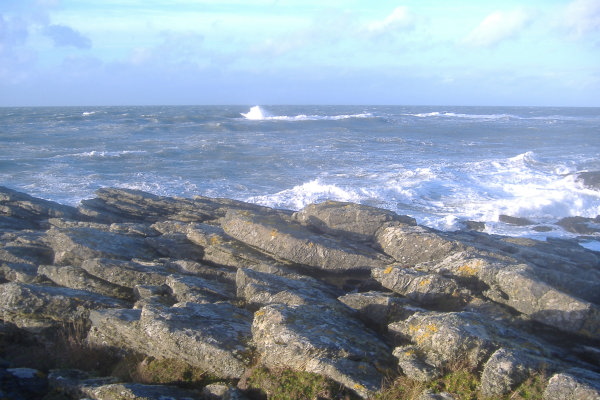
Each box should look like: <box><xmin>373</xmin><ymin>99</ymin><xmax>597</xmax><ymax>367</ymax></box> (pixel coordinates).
<box><xmin>1</xmin><ymin>0</ymin><xmax>599</xmax><ymax>106</ymax></box>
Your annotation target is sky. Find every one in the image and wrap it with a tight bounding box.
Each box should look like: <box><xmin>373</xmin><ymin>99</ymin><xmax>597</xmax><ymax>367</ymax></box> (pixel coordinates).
<box><xmin>0</xmin><ymin>0</ymin><xmax>599</xmax><ymax>106</ymax></box>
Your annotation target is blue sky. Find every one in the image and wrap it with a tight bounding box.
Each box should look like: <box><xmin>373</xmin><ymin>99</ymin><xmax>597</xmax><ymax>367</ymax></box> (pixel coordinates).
<box><xmin>1</xmin><ymin>0</ymin><xmax>599</xmax><ymax>106</ymax></box>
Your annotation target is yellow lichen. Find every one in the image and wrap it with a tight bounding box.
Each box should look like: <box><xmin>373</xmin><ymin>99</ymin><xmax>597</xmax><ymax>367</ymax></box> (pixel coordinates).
<box><xmin>353</xmin><ymin>383</ymin><xmax>366</xmax><ymax>391</ymax></box>
<box><xmin>383</xmin><ymin>266</ymin><xmax>394</xmax><ymax>274</ymax></box>
<box><xmin>270</xmin><ymin>229</ymin><xmax>278</xmax><ymax>239</ymax></box>
<box><xmin>457</xmin><ymin>259</ymin><xmax>484</xmax><ymax>276</ymax></box>
<box><xmin>418</xmin><ymin>278</ymin><xmax>432</xmax><ymax>287</ymax></box>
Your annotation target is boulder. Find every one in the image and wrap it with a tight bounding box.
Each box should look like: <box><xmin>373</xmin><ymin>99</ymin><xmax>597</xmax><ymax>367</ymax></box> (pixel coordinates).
<box><xmin>88</xmin><ymin>302</ymin><xmax>253</xmax><ymax>379</ymax></box>
<box><xmin>80</xmin><ymin>258</ymin><xmax>173</xmax><ymax>288</ymax></box>
<box><xmin>338</xmin><ymin>291</ymin><xmax>417</xmax><ymax>330</ymax></box>
<box><xmin>543</xmin><ymin>368</ymin><xmax>600</xmax><ymax>400</ymax></box>
<box><xmin>371</xmin><ymin>266</ymin><xmax>464</xmax><ymax>308</ymax></box>
<box><xmin>81</xmin><ymin>382</ymin><xmax>201</xmax><ymax>400</ymax></box>
<box><xmin>392</xmin><ymin>345</ymin><xmax>440</xmax><ymax>382</ymax></box>
<box><xmin>252</xmin><ymin>303</ymin><xmax>394</xmax><ymax>398</ymax></box>
<box><xmin>38</xmin><ymin>264</ymin><xmax>134</xmax><ymax>301</ymax></box>
<box><xmin>375</xmin><ymin>223</ymin><xmax>466</xmax><ymax>265</ymax></box>
<box><xmin>45</xmin><ymin>227</ymin><xmax>158</xmax><ymax>265</ymax></box>
<box><xmin>222</xmin><ymin>210</ymin><xmax>393</xmax><ymax>273</ymax></box>
<box><xmin>0</xmin><ymin>186</ymin><xmax>79</xmax><ymax>226</ymax></box>
<box><xmin>235</xmin><ymin>267</ymin><xmax>342</xmax><ymax>310</ymax></box>
<box><xmin>0</xmin><ymin>282</ymin><xmax>127</xmax><ymax>331</ymax></box>
<box><xmin>557</xmin><ymin>216</ymin><xmax>600</xmax><ymax>235</ymax></box>
<box><xmin>166</xmin><ymin>274</ymin><xmax>235</xmax><ymax>304</ymax></box>
<box><xmin>293</xmin><ymin>200</ymin><xmax>415</xmax><ymax>241</ymax></box>
<box><xmin>499</xmin><ymin>215</ymin><xmax>534</xmax><ymax>226</ymax></box>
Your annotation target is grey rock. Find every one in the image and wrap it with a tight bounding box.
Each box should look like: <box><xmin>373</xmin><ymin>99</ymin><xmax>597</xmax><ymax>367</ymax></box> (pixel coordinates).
<box><xmin>88</xmin><ymin>302</ymin><xmax>253</xmax><ymax>379</ymax></box>
<box><xmin>371</xmin><ymin>266</ymin><xmax>464</xmax><ymax>308</ymax></box>
<box><xmin>201</xmin><ymin>383</ymin><xmax>249</xmax><ymax>400</ymax></box>
<box><xmin>479</xmin><ymin>348</ymin><xmax>553</xmax><ymax>398</ymax></box>
<box><xmin>0</xmin><ymin>186</ymin><xmax>79</xmax><ymax>225</ymax></box>
<box><xmin>418</xmin><ymin>390</ymin><xmax>457</xmax><ymax>400</ymax></box>
<box><xmin>375</xmin><ymin>223</ymin><xmax>466</xmax><ymax>265</ymax></box>
<box><xmin>164</xmin><ymin>259</ymin><xmax>237</xmax><ymax>286</ymax></box>
<box><xmin>166</xmin><ymin>274</ymin><xmax>235</xmax><ymax>304</ymax></box>
<box><xmin>80</xmin><ymin>258</ymin><xmax>173</xmax><ymax>288</ymax></box>
<box><xmin>543</xmin><ymin>368</ymin><xmax>600</xmax><ymax>400</ymax></box>
<box><xmin>236</xmin><ymin>267</ymin><xmax>342</xmax><ymax>310</ymax></box>
<box><xmin>38</xmin><ymin>264</ymin><xmax>134</xmax><ymax>301</ymax></box>
<box><xmin>252</xmin><ymin>303</ymin><xmax>394</xmax><ymax>398</ymax></box>
<box><xmin>48</xmin><ymin>369</ymin><xmax>119</xmax><ymax>399</ymax></box>
<box><xmin>557</xmin><ymin>216</ymin><xmax>600</xmax><ymax>235</ymax></box>
<box><xmin>0</xmin><ymin>282</ymin><xmax>127</xmax><ymax>331</ymax></box>
<box><xmin>145</xmin><ymin>232</ymin><xmax>204</xmax><ymax>260</ymax></box>
<box><xmin>338</xmin><ymin>291</ymin><xmax>417</xmax><ymax>330</ymax></box>
<box><xmin>499</xmin><ymin>215</ymin><xmax>534</xmax><ymax>226</ymax></box>
<box><xmin>45</xmin><ymin>227</ymin><xmax>158</xmax><ymax>265</ymax></box>
<box><xmin>222</xmin><ymin>210</ymin><xmax>393</xmax><ymax>273</ymax></box>
<box><xmin>392</xmin><ymin>345</ymin><xmax>440</xmax><ymax>382</ymax></box>
<box><xmin>293</xmin><ymin>200</ymin><xmax>415</xmax><ymax>242</ymax></box>
<box><xmin>81</xmin><ymin>382</ymin><xmax>201</xmax><ymax>400</ymax></box>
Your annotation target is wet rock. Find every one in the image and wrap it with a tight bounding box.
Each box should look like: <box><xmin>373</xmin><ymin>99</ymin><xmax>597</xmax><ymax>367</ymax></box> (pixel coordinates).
<box><xmin>543</xmin><ymin>368</ymin><xmax>600</xmax><ymax>400</ymax></box>
<box><xmin>0</xmin><ymin>282</ymin><xmax>127</xmax><ymax>332</ymax></box>
<box><xmin>499</xmin><ymin>215</ymin><xmax>534</xmax><ymax>226</ymax></box>
<box><xmin>293</xmin><ymin>200</ymin><xmax>415</xmax><ymax>242</ymax></box>
<box><xmin>45</xmin><ymin>227</ymin><xmax>158</xmax><ymax>265</ymax></box>
<box><xmin>222</xmin><ymin>210</ymin><xmax>393</xmax><ymax>273</ymax></box>
<box><xmin>557</xmin><ymin>216</ymin><xmax>600</xmax><ymax>235</ymax></box>
<box><xmin>252</xmin><ymin>303</ymin><xmax>394</xmax><ymax>398</ymax></box>
<box><xmin>577</xmin><ymin>171</ymin><xmax>600</xmax><ymax>190</ymax></box>
<box><xmin>88</xmin><ymin>302</ymin><xmax>253</xmax><ymax>379</ymax></box>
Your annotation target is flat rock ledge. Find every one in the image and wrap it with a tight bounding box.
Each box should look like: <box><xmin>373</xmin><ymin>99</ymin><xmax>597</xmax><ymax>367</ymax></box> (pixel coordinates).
<box><xmin>1</xmin><ymin>186</ymin><xmax>600</xmax><ymax>399</ymax></box>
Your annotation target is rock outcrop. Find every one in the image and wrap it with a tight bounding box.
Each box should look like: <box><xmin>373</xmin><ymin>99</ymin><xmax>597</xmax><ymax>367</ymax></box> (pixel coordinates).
<box><xmin>1</xmin><ymin>186</ymin><xmax>600</xmax><ymax>399</ymax></box>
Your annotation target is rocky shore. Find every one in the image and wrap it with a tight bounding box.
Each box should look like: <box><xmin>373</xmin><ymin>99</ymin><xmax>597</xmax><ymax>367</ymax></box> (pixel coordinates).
<box><xmin>1</xmin><ymin>186</ymin><xmax>599</xmax><ymax>399</ymax></box>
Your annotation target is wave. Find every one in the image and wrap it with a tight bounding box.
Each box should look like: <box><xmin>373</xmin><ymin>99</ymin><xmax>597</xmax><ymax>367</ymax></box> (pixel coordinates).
<box><xmin>408</xmin><ymin>111</ymin><xmax>514</xmax><ymax>120</ymax></box>
<box><xmin>241</xmin><ymin>106</ymin><xmax>374</xmax><ymax>121</ymax></box>
<box><xmin>73</xmin><ymin>150</ymin><xmax>147</xmax><ymax>158</ymax></box>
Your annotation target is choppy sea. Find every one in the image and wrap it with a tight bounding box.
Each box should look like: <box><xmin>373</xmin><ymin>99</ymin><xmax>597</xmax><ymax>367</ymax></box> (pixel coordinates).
<box><xmin>2</xmin><ymin>105</ymin><xmax>599</xmax><ymax>249</ymax></box>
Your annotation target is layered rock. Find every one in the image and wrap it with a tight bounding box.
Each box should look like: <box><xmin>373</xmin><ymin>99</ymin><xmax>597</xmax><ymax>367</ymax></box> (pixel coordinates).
<box><xmin>1</xmin><ymin>185</ymin><xmax>600</xmax><ymax>399</ymax></box>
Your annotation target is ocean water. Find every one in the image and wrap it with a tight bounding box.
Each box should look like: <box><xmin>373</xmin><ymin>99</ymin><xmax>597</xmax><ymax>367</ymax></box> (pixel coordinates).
<box><xmin>1</xmin><ymin>105</ymin><xmax>600</xmax><ymax>248</ymax></box>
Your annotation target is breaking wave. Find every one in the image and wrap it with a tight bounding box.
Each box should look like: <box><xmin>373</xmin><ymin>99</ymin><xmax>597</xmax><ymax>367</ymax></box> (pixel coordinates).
<box><xmin>241</xmin><ymin>106</ymin><xmax>374</xmax><ymax>121</ymax></box>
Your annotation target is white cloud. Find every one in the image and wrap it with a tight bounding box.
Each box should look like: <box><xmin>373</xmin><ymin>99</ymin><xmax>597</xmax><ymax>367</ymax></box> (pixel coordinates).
<box><xmin>565</xmin><ymin>0</ymin><xmax>600</xmax><ymax>36</ymax></box>
<box><xmin>367</xmin><ymin>6</ymin><xmax>415</xmax><ymax>34</ymax></box>
<box><xmin>463</xmin><ymin>9</ymin><xmax>531</xmax><ymax>47</ymax></box>
<box><xmin>43</xmin><ymin>24</ymin><xmax>92</xmax><ymax>48</ymax></box>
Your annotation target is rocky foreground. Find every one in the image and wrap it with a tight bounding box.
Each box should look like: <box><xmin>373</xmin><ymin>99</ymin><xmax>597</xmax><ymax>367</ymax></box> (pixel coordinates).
<box><xmin>1</xmin><ymin>186</ymin><xmax>599</xmax><ymax>399</ymax></box>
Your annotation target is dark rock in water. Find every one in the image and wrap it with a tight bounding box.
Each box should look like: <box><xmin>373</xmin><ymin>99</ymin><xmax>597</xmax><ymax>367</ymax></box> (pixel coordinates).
<box><xmin>532</xmin><ymin>225</ymin><xmax>553</xmax><ymax>232</ymax></box>
<box><xmin>499</xmin><ymin>215</ymin><xmax>534</xmax><ymax>226</ymax></box>
<box><xmin>461</xmin><ymin>220</ymin><xmax>486</xmax><ymax>231</ymax></box>
<box><xmin>577</xmin><ymin>171</ymin><xmax>600</xmax><ymax>190</ymax></box>
<box><xmin>557</xmin><ymin>216</ymin><xmax>600</xmax><ymax>235</ymax></box>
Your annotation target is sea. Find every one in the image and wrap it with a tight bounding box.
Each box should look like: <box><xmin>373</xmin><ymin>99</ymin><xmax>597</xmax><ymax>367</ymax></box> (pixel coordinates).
<box><xmin>1</xmin><ymin>105</ymin><xmax>600</xmax><ymax>250</ymax></box>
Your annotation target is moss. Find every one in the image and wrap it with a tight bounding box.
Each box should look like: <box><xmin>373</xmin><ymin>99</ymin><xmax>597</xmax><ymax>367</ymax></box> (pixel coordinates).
<box><xmin>246</xmin><ymin>367</ymin><xmax>358</xmax><ymax>400</ymax></box>
<box><xmin>129</xmin><ymin>357</ymin><xmax>218</xmax><ymax>388</ymax></box>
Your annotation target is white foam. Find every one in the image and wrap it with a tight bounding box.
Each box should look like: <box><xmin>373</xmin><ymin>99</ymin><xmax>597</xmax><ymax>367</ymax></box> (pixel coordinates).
<box><xmin>409</xmin><ymin>111</ymin><xmax>513</xmax><ymax>120</ymax></box>
<box><xmin>241</xmin><ymin>106</ymin><xmax>373</xmax><ymax>121</ymax></box>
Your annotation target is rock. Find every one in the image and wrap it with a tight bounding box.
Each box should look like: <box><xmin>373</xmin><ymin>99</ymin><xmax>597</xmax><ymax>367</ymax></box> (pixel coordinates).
<box><xmin>461</xmin><ymin>220</ymin><xmax>486</xmax><ymax>231</ymax></box>
<box><xmin>375</xmin><ymin>223</ymin><xmax>466</xmax><ymax>266</ymax></box>
<box><xmin>145</xmin><ymin>232</ymin><xmax>205</xmax><ymax>260</ymax></box>
<box><xmin>418</xmin><ymin>390</ymin><xmax>457</xmax><ymax>400</ymax></box>
<box><xmin>499</xmin><ymin>215</ymin><xmax>534</xmax><ymax>226</ymax></box>
<box><xmin>38</xmin><ymin>264</ymin><xmax>134</xmax><ymax>301</ymax></box>
<box><xmin>165</xmin><ymin>259</ymin><xmax>237</xmax><ymax>286</ymax></box>
<box><xmin>372</xmin><ymin>266</ymin><xmax>465</xmax><ymax>308</ymax></box>
<box><xmin>47</xmin><ymin>369</ymin><xmax>119</xmax><ymax>399</ymax></box>
<box><xmin>166</xmin><ymin>274</ymin><xmax>235</xmax><ymax>304</ymax></box>
<box><xmin>0</xmin><ymin>282</ymin><xmax>127</xmax><ymax>332</ymax></box>
<box><xmin>293</xmin><ymin>200</ymin><xmax>415</xmax><ymax>242</ymax></box>
<box><xmin>202</xmin><ymin>383</ymin><xmax>249</xmax><ymax>400</ymax></box>
<box><xmin>80</xmin><ymin>258</ymin><xmax>173</xmax><ymax>288</ymax></box>
<box><xmin>577</xmin><ymin>171</ymin><xmax>600</xmax><ymax>190</ymax></box>
<box><xmin>45</xmin><ymin>227</ymin><xmax>158</xmax><ymax>265</ymax></box>
<box><xmin>235</xmin><ymin>267</ymin><xmax>342</xmax><ymax>310</ymax></box>
<box><xmin>252</xmin><ymin>303</ymin><xmax>394</xmax><ymax>398</ymax></box>
<box><xmin>0</xmin><ymin>186</ymin><xmax>79</xmax><ymax>226</ymax></box>
<box><xmin>88</xmin><ymin>302</ymin><xmax>253</xmax><ymax>379</ymax></box>
<box><xmin>557</xmin><ymin>216</ymin><xmax>600</xmax><ymax>235</ymax></box>
<box><xmin>392</xmin><ymin>345</ymin><xmax>440</xmax><ymax>382</ymax></box>
<box><xmin>81</xmin><ymin>382</ymin><xmax>201</xmax><ymax>400</ymax></box>
<box><xmin>338</xmin><ymin>291</ymin><xmax>417</xmax><ymax>330</ymax></box>
<box><xmin>222</xmin><ymin>210</ymin><xmax>393</xmax><ymax>273</ymax></box>
<box><xmin>389</xmin><ymin>311</ymin><xmax>508</xmax><ymax>371</ymax></box>
<box><xmin>543</xmin><ymin>368</ymin><xmax>600</xmax><ymax>400</ymax></box>
<box><xmin>479</xmin><ymin>348</ymin><xmax>553</xmax><ymax>398</ymax></box>
<box><xmin>0</xmin><ymin>367</ymin><xmax>48</xmax><ymax>400</ymax></box>
<box><xmin>187</xmin><ymin>223</ymin><xmax>288</xmax><ymax>270</ymax></box>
